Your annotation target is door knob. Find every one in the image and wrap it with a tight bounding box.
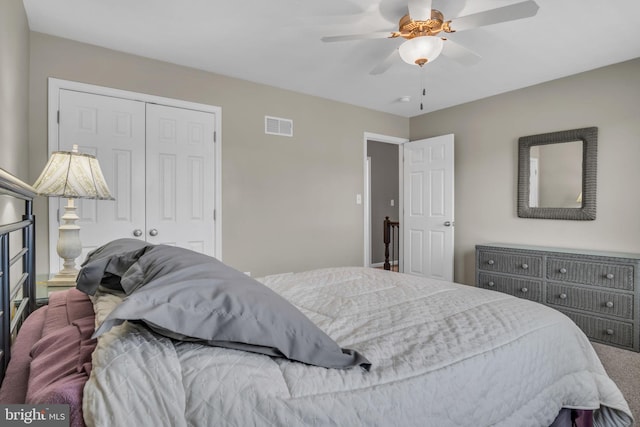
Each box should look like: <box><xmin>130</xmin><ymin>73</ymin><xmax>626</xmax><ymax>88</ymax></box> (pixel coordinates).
<box><xmin>444</xmin><ymin>221</ymin><xmax>452</xmax><ymax>227</ymax></box>
<box><xmin>133</xmin><ymin>229</ymin><xmax>143</xmax><ymax>237</ymax></box>
<box><xmin>149</xmin><ymin>228</ymin><xmax>158</xmax><ymax>237</ymax></box>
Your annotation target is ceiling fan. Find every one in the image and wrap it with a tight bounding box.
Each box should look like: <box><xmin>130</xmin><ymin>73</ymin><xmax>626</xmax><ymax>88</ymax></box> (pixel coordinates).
<box><xmin>321</xmin><ymin>0</ymin><xmax>540</xmax><ymax>75</ymax></box>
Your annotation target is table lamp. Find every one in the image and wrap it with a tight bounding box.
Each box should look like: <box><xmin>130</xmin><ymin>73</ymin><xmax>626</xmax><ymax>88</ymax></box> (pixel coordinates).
<box><xmin>33</xmin><ymin>145</ymin><xmax>114</xmax><ymax>286</ymax></box>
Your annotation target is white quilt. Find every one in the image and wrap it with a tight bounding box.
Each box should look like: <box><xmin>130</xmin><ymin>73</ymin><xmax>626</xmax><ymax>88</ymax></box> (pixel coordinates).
<box><xmin>83</xmin><ymin>267</ymin><xmax>633</xmax><ymax>427</ymax></box>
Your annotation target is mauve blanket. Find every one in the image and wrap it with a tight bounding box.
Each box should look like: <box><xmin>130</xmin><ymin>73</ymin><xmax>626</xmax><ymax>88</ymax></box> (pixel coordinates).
<box><xmin>0</xmin><ymin>289</ymin><xmax>96</xmax><ymax>427</ymax></box>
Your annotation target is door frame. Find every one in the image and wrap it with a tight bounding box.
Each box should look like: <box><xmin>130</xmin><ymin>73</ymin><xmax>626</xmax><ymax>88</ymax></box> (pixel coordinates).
<box><xmin>47</xmin><ymin>78</ymin><xmax>223</xmax><ymax>270</ymax></box>
<box><xmin>362</xmin><ymin>132</ymin><xmax>408</xmax><ymax>268</ymax></box>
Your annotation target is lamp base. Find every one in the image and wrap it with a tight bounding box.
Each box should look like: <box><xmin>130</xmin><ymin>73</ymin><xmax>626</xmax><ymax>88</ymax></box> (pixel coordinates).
<box><xmin>51</xmin><ymin>197</ymin><xmax>82</xmax><ymax>287</ymax></box>
<box><xmin>47</xmin><ymin>271</ymin><xmax>78</xmax><ymax>287</ymax></box>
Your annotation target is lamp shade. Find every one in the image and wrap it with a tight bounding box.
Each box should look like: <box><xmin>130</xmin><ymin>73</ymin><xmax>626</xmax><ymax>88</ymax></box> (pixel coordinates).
<box><xmin>33</xmin><ymin>146</ymin><xmax>114</xmax><ymax>200</ymax></box>
<box><xmin>398</xmin><ymin>36</ymin><xmax>444</xmax><ymax>66</ymax></box>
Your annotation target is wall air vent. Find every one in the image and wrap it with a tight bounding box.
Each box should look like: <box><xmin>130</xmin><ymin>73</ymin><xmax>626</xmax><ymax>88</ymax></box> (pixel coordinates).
<box><xmin>265</xmin><ymin>116</ymin><xmax>293</xmax><ymax>137</ymax></box>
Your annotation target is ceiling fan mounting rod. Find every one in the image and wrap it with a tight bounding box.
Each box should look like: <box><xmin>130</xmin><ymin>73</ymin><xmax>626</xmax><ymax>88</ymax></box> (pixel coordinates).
<box><xmin>391</xmin><ymin>9</ymin><xmax>454</xmax><ymax>40</ymax></box>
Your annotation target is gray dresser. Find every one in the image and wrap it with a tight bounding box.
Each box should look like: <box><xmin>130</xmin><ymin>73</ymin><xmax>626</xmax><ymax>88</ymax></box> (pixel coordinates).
<box><xmin>476</xmin><ymin>243</ymin><xmax>640</xmax><ymax>352</ymax></box>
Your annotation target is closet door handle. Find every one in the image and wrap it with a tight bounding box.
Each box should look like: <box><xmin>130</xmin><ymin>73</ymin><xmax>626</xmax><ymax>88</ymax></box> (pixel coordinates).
<box><xmin>133</xmin><ymin>229</ymin><xmax>143</xmax><ymax>237</ymax></box>
<box><xmin>149</xmin><ymin>228</ymin><xmax>159</xmax><ymax>237</ymax></box>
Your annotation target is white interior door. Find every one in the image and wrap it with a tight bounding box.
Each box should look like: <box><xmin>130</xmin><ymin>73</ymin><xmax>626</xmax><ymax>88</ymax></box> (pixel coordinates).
<box><xmin>55</xmin><ymin>90</ymin><xmax>146</xmax><ymax>268</ymax></box>
<box><xmin>145</xmin><ymin>104</ymin><xmax>216</xmax><ymax>255</ymax></box>
<box><xmin>403</xmin><ymin>134</ymin><xmax>455</xmax><ymax>281</ymax></box>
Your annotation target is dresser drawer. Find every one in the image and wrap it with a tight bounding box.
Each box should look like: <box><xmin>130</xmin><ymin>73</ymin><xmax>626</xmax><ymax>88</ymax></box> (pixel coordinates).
<box><xmin>559</xmin><ymin>310</ymin><xmax>634</xmax><ymax>350</ymax></box>
<box><xmin>546</xmin><ymin>283</ymin><xmax>634</xmax><ymax>320</ymax></box>
<box><xmin>546</xmin><ymin>257</ymin><xmax>635</xmax><ymax>291</ymax></box>
<box><xmin>478</xmin><ymin>273</ymin><xmax>543</xmax><ymax>302</ymax></box>
<box><xmin>477</xmin><ymin>251</ymin><xmax>542</xmax><ymax>277</ymax></box>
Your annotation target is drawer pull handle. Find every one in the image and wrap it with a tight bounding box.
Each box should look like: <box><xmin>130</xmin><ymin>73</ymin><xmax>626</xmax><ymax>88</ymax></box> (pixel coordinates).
<box><xmin>559</xmin><ymin>268</ymin><xmax>567</xmax><ymax>274</ymax></box>
<box><xmin>521</xmin><ymin>287</ymin><xmax>528</xmax><ymax>293</ymax></box>
<box><xmin>605</xmin><ymin>301</ymin><xmax>614</xmax><ymax>308</ymax></box>
<box><xmin>521</xmin><ymin>263</ymin><xmax>529</xmax><ymax>270</ymax></box>
<box><xmin>605</xmin><ymin>329</ymin><xmax>615</xmax><ymax>336</ymax></box>
<box><xmin>488</xmin><ymin>281</ymin><xmax>495</xmax><ymax>287</ymax></box>
<box><xmin>487</xmin><ymin>260</ymin><xmax>495</xmax><ymax>265</ymax></box>
<box><xmin>559</xmin><ymin>293</ymin><xmax>567</xmax><ymax>300</ymax></box>
<box><xmin>605</xmin><ymin>273</ymin><xmax>614</xmax><ymax>280</ymax></box>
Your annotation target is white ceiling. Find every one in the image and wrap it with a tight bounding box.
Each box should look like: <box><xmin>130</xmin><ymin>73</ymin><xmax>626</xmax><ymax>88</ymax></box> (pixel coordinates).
<box><xmin>23</xmin><ymin>0</ymin><xmax>640</xmax><ymax>118</ymax></box>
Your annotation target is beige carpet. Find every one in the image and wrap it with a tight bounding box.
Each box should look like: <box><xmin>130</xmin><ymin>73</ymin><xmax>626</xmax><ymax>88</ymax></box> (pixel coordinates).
<box><xmin>592</xmin><ymin>342</ymin><xmax>640</xmax><ymax>422</ymax></box>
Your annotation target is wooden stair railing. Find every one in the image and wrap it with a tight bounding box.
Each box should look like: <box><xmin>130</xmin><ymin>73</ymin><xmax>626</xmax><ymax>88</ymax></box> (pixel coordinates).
<box><xmin>383</xmin><ymin>216</ymin><xmax>400</xmax><ymax>271</ymax></box>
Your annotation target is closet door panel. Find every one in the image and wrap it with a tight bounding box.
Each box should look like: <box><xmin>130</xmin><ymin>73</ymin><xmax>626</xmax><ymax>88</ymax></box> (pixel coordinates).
<box><xmin>56</xmin><ymin>90</ymin><xmax>146</xmax><ymax>267</ymax></box>
<box><xmin>146</xmin><ymin>104</ymin><xmax>216</xmax><ymax>256</ymax></box>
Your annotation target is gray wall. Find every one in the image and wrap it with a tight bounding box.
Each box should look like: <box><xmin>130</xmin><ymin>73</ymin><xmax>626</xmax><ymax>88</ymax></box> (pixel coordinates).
<box><xmin>0</xmin><ymin>0</ymin><xmax>29</xmax><ymax>181</ymax></box>
<box><xmin>367</xmin><ymin>141</ymin><xmax>399</xmax><ymax>264</ymax></box>
<box><xmin>28</xmin><ymin>32</ymin><xmax>409</xmax><ymax>277</ymax></box>
<box><xmin>411</xmin><ymin>58</ymin><xmax>640</xmax><ymax>286</ymax></box>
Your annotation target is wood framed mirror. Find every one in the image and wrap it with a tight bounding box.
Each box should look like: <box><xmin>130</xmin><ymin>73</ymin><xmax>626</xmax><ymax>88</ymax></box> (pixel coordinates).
<box><xmin>517</xmin><ymin>127</ymin><xmax>598</xmax><ymax>220</ymax></box>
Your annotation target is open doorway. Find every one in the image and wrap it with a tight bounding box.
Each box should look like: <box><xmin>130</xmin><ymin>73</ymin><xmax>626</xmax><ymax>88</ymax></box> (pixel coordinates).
<box><xmin>363</xmin><ymin>132</ymin><xmax>407</xmax><ymax>269</ymax></box>
<box><xmin>368</xmin><ymin>141</ymin><xmax>399</xmax><ymax>269</ymax></box>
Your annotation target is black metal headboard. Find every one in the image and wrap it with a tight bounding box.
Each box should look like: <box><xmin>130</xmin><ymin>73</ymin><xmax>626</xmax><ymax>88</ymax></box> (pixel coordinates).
<box><xmin>0</xmin><ymin>168</ymin><xmax>36</xmax><ymax>383</ymax></box>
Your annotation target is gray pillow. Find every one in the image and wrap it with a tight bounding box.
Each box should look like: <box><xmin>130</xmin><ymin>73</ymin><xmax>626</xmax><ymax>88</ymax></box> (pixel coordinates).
<box><xmin>94</xmin><ymin>245</ymin><xmax>371</xmax><ymax>370</ymax></box>
<box><xmin>76</xmin><ymin>238</ymin><xmax>151</xmax><ymax>295</ymax></box>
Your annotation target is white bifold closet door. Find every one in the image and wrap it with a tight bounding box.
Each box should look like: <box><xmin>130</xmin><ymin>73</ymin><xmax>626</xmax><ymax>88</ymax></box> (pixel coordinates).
<box><xmin>54</xmin><ymin>89</ymin><xmax>216</xmax><ymax>269</ymax></box>
<box><xmin>145</xmin><ymin>103</ymin><xmax>215</xmax><ymax>254</ymax></box>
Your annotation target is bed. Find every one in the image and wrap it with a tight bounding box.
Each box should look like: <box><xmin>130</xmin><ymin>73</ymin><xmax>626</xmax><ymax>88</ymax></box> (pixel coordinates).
<box><xmin>0</xmin><ymin>168</ymin><xmax>634</xmax><ymax>427</ymax></box>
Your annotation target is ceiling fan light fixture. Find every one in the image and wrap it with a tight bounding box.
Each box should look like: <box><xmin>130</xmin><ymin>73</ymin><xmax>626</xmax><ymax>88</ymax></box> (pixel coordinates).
<box><xmin>398</xmin><ymin>36</ymin><xmax>444</xmax><ymax>67</ymax></box>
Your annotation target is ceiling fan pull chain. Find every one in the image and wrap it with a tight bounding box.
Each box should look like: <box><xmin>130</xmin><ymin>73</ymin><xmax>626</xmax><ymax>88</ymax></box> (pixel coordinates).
<box><xmin>420</xmin><ymin>69</ymin><xmax>426</xmax><ymax>111</ymax></box>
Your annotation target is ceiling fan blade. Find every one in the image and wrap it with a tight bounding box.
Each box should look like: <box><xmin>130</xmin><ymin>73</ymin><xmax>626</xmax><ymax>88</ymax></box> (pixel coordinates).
<box><xmin>379</xmin><ymin>0</ymin><xmax>411</xmax><ymax>24</ymax></box>
<box><xmin>450</xmin><ymin>0</ymin><xmax>539</xmax><ymax>32</ymax></box>
<box><xmin>440</xmin><ymin>39</ymin><xmax>482</xmax><ymax>66</ymax></box>
<box><xmin>408</xmin><ymin>0</ymin><xmax>432</xmax><ymax>21</ymax></box>
<box><xmin>370</xmin><ymin>49</ymin><xmax>400</xmax><ymax>75</ymax></box>
<box><xmin>321</xmin><ymin>32</ymin><xmax>394</xmax><ymax>42</ymax></box>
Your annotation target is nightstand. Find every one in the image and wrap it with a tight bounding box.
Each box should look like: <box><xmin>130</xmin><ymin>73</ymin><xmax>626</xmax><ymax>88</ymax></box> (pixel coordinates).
<box><xmin>35</xmin><ymin>274</ymin><xmax>76</xmax><ymax>306</ymax></box>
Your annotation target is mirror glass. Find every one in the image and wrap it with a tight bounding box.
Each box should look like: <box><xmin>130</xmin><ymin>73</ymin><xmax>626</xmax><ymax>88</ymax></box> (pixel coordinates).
<box><xmin>517</xmin><ymin>127</ymin><xmax>597</xmax><ymax>220</ymax></box>
<box><xmin>528</xmin><ymin>141</ymin><xmax>583</xmax><ymax>208</ymax></box>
